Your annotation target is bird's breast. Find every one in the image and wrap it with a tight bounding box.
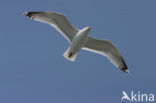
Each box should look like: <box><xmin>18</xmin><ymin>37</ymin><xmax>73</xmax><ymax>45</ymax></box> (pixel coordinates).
<box><xmin>70</xmin><ymin>27</ymin><xmax>91</xmax><ymax>52</ymax></box>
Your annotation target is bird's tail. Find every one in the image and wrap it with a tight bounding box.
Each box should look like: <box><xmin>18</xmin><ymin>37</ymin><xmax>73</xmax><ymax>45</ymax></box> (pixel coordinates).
<box><xmin>63</xmin><ymin>48</ymin><xmax>78</xmax><ymax>62</ymax></box>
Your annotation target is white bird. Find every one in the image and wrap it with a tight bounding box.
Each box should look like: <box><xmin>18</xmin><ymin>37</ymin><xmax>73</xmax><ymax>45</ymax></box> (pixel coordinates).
<box><xmin>23</xmin><ymin>11</ymin><xmax>129</xmax><ymax>73</ymax></box>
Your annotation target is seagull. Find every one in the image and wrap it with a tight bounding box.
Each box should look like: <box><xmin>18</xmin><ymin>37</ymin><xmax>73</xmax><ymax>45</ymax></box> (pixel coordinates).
<box><xmin>23</xmin><ymin>11</ymin><xmax>129</xmax><ymax>73</ymax></box>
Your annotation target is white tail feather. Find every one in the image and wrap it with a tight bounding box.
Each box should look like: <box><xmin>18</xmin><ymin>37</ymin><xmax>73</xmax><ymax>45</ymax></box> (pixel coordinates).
<box><xmin>63</xmin><ymin>48</ymin><xmax>78</xmax><ymax>62</ymax></box>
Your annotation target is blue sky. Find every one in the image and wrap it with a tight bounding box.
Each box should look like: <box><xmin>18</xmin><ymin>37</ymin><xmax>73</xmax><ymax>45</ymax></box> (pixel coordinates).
<box><xmin>0</xmin><ymin>0</ymin><xmax>156</xmax><ymax>103</ymax></box>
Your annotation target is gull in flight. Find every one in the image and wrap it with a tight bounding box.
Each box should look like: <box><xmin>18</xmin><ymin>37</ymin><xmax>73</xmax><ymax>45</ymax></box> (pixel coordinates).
<box><xmin>24</xmin><ymin>11</ymin><xmax>129</xmax><ymax>73</ymax></box>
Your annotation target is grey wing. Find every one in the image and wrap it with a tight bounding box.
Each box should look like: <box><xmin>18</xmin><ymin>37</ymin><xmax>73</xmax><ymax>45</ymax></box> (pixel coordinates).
<box><xmin>83</xmin><ymin>37</ymin><xmax>129</xmax><ymax>73</ymax></box>
<box><xmin>24</xmin><ymin>11</ymin><xmax>79</xmax><ymax>42</ymax></box>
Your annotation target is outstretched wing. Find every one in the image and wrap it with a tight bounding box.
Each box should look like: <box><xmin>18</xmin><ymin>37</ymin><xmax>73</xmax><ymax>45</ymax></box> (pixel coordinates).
<box><xmin>24</xmin><ymin>11</ymin><xmax>79</xmax><ymax>42</ymax></box>
<box><xmin>83</xmin><ymin>37</ymin><xmax>129</xmax><ymax>73</ymax></box>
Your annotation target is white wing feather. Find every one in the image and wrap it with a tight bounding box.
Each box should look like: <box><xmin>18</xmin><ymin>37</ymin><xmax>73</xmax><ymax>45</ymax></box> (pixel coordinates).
<box><xmin>83</xmin><ymin>37</ymin><xmax>129</xmax><ymax>73</ymax></box>
<box><xmin>24</xmin><ymin>11</ymin><xmax>79</xmax><ymax>42</ymax></box>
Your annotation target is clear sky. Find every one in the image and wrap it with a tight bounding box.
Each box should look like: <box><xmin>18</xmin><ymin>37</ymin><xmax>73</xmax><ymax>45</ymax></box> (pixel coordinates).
<box><xmin>0</xmin><ymin>0</ymin><xmax>156</xmax><ymax>103</ymax></box>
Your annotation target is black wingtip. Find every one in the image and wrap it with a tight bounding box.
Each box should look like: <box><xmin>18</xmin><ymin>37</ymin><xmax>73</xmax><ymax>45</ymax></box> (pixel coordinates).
<box><xmin>23</xmin><ymin>12</ymin><xmax>33</xmax><ymax>18</ymax></box>
<box><xmin>121</xmin><ymin>66</ymin><xmax>129</xmax><ymax>73</ymax></box>
<box><xmin>23</xmin><ymin>11</ymin><xmax>44</xmax><ymax>18</ymax></box>
<box><xmin>68</xmin><ymin>52</ymin><xmax>73</xmax><ymax>58</ymax></box>
<box><xmin>120</xmin><ymin>57</ymin><xmax>129</xmax><ymax>73</ymax></box>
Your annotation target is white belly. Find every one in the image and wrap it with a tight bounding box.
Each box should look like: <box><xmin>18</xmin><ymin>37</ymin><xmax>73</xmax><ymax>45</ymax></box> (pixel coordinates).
<box><xmin>70</xmin><ymin>26</ymin><xmax>91</xmax><ymax>53</ymax></box>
